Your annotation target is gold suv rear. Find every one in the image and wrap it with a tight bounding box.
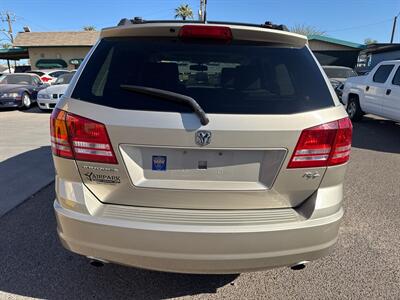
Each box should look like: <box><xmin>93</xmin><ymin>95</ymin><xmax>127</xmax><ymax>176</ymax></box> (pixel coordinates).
<box><xmin>51</xmin><ymin>20</ymin><xmax>352</xmax><ymax>274</ymax></box>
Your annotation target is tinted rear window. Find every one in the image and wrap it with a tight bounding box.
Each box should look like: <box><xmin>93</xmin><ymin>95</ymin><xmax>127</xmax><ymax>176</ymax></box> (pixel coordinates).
<box><xmin>72</xmin><ymin>38</ymin><xmax>333</xmax><ymax>114</ymax></box>
<box><xmin>0</xmin><ymin>74</ymin><xmax>33</xmax><ymax>85</ymax></box>
<box><xmin>373</xmin><ymin>65</ymin><xmax>394</xmax><ymax>83</ymax></box>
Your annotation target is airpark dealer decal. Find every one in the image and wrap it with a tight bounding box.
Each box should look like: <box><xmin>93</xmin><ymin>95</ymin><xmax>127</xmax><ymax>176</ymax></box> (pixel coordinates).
<box><xmin>84</xmin><ymin>172</ymin><xmax>121</xmax><ymax>185</ymax></box>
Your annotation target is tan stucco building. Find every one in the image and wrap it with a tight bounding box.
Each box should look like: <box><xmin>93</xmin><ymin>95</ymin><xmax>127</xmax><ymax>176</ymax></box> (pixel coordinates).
<box><xmin>13</xmin><ymin>31</ymin><xmax>99</xmax><ymax>70</ymax></box>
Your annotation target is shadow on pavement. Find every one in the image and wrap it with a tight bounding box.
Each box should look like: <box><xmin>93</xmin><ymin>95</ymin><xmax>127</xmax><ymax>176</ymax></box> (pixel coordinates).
<box><xmin>0</xmin><ymin>184</ymin><xmax>238</xmax><ymax>299</ymax></box>
<box><xmin>19</xmin><ymin>106</ymin><xmax>50</xmax><ymax>114</ymax></box>
<box><xmin>351</xmin><ymin>116</ymin><xmax>400</xmax><ymax>154</ymax></box>
<box><xmin>0</xmin><ymin>146</ymin><xmax>54</xmax><ymax>217</ymax></box>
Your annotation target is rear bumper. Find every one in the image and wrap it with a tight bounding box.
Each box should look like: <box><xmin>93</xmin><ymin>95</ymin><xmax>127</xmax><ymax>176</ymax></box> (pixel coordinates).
<box><xmin>54</xmin><ymin>200</ymin><xmax>343</xmax><ymax>274</ymax></box>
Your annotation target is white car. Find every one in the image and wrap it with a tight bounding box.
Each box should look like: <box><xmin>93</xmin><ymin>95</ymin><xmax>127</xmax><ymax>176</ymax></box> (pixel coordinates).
<box><xmin>26</xmin><ymin>69</ymin><xmax>70</xmax><ymax>84</ymax></box>
<box><xmin>323</xmin><ymin>66</ymin><xmax>358</xmax><ymax>102</ymax></box>
<box><xmin>37</xmin><ymin>72</ymin><xmax>74</xmax><ymax>110</ymax></box>
<box><xmin>342</xmin><ymin>60</ymin><xmax>400</xmax><ymax>122</ymax></box>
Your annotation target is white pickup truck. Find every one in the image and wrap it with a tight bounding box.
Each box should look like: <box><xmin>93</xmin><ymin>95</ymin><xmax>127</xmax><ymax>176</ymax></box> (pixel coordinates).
<box><xmin>342</xmin><ymin>60</ymin><xmax>400</xmax><ymax>122</ymax></box>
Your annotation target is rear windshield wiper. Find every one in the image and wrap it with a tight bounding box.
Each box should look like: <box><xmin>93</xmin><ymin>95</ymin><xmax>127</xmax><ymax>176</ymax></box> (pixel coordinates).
<box><xmin>120</xmin><ymin>85</ymin><xmax>209</xmax><ymax>126</ymax></box>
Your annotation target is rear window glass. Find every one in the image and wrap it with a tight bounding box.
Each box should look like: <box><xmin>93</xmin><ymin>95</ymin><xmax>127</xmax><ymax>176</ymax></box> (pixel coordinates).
<box><xmin>323</xmin><ymin>67</ymin><xmax>357</xmax><ymax>79</ymax></box>
<box><xmin>0</xmin><ymin>74</ymin><xmax>33</xmax><ymax>85</ymax></box>
<box><xmin>373</xmin><ymin>65</ymin><xmax>394</xmax><ymax>83</ymax></box>
<box><xmin>392</xmin><ymin>67</ymin><xmax>400</xmax><ymax>86</ymax></box>
<box><xmin>55</xmin><ymin>73</ymin><xmax>74</xmax><ymax>85</ymax></box>
<box><xmin>72</xmin><ymin>38</ymin><xmax>334</xmax><ymax>114</ymax></box>
<box><xmin>27</xmin><ymin>71</ymin><xmax>44</xmax><ymax>76</ymax></box>
<box><xmin>49</xmin><ymin>70</ymin><xmax>69</xmax><ymax>78</ymax></box>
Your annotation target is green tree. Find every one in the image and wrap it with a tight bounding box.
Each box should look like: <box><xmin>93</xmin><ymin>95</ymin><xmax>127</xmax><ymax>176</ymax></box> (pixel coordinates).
<box><xmin>290</xmin><ymin>24</ymin><xmax>326</xmax><ymax>36</ymax></box>
<box><xmin>83</xmin><ymin>25</ymin><xmax>96</xmax><ymax>31</ymax></box>
<box><xmin>364</xmin><ymin>38</ymin><xmax>378</xmax><ymax>45</ymax></box>
<box><xmin>174</xmin><ymin>4</ymin><xmax>193</xmax><ymax>21</ymax></box>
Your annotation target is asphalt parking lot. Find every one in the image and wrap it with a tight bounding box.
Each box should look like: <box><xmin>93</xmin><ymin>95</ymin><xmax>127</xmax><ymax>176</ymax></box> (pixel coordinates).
<box><xmin>0</xmin><ymin>108</ymin><xmax>399</xmax><ymax>299</ymax></box>
<box><xmin>0</xmin><ymin>107</ymin><xmax>53</xmax><ymax>217</ymax></box>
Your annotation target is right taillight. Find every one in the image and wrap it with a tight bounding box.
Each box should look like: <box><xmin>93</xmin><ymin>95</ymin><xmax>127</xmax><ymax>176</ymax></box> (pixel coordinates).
<box><xmin>50</xmin><ymin>109</ymin><xmax>117</xmax><ymax>164</ymax></box>
<box><xmin>288</xmin><ymin>117</ymin><xmax>352</xmax><ymax>168</ymax></box>
<box><xmin>329</xmin><ymin>117</ymin><xmax>353</xmax><ymax>166</ymax></box>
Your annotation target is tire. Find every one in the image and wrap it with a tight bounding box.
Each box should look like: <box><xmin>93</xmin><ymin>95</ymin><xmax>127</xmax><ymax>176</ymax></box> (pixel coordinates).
<box><xmin>20</xmin><ymin>92</ymin><xmax>32</xmax><ymax>109</ymax></box>
<box><xmin>346</xmin><ymin>97</ymin><xmax>363</xmax><ymax>121</ymax></box>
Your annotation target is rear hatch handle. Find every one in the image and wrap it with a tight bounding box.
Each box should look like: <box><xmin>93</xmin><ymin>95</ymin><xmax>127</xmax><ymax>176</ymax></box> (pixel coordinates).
<box><xmin>120</xmin><ymin>85</ymin><xmax>209</xmax><ymax>126</ymax></box>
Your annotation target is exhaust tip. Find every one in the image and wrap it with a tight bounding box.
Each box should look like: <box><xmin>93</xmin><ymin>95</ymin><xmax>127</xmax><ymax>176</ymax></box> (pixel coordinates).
<box><xmin>290</xmin><ymin>261</ymin><xmax>309</xmax><ymax>271</ymax></box>
<box><xmin>90</xmin><ymin>260</ymin><xmax>104</xmax><ymax>267</ymax></box>
<box><xmin>87</xmin><ymin>256</ymin><xmax>108</xmax><ymax>267</ymax></box>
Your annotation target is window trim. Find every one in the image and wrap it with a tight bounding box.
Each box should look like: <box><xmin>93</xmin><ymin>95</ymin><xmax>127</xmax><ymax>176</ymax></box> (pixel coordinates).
<box><xmin>2</xmin><ymin>74</ymin><xmax>35</xmax><ymax>85</ymax></box>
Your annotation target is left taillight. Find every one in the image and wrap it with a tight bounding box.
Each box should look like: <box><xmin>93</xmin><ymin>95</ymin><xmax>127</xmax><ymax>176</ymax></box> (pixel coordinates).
<box><xmin>50</xmin><ymin>109</ymin><xmax>73</xmax><ymax>159</ymax></box>
<box><xmin>50</xmin><ymin>109</ymin><xmax>117</xmax><ymax>164</ymax></box>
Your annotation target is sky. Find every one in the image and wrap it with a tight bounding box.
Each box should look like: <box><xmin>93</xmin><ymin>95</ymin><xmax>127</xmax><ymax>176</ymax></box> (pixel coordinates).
<box><xmin>1</xmin><ymin>0</ymin><xmax>400</xmax><ymax>45</ymax></box>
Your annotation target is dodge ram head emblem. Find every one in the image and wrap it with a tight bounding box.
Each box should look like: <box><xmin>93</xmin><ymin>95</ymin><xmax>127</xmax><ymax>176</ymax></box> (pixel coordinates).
<box><xmin>195</xmin><ymin>130</ymin><xmax>212</xmax><ymax>146</ymax></box>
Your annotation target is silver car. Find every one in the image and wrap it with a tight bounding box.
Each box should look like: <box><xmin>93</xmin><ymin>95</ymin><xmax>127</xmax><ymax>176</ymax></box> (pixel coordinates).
<box><xmin>51</xmin><ymin>20</ymin><xmax>352</xmax><ymax>274</ymax></box>
<box><xmin>37</xmin><ymin>73</ymin><xmax>75</xmax><ymax>110</ymax></box>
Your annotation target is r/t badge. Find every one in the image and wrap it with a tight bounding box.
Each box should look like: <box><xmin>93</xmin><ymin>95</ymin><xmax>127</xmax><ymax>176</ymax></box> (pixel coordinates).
<box><xmin>303</xmin><ymin>171</ymin><xmax>320</xmax><ymax>179</ymax></box>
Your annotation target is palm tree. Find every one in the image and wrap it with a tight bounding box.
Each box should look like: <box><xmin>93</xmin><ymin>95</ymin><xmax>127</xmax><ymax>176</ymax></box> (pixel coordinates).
<box><xmin>174</xmin><ymin>4</ymin><xmax>193</xmax><ymax>21</ymax></box>
<box><xmin>83</xmin><ymin>25</ymin><xmax>96</xmax><ymax>31</ymax></box>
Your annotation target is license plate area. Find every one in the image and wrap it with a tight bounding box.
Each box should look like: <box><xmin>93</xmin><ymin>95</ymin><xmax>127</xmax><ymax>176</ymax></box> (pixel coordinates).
<box><xmin>119</xmin><ymin>145</ymin><xmax>286</xmax><ymax>191</ymax></box>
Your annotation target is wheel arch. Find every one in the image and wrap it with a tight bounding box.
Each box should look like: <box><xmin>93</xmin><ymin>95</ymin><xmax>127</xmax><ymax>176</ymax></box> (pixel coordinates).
<box><xmin>348</xmin><ymin>92</ymin><xmax>360</xmax><ymax>101</ymax></box>
<box><xmin>20</xmin><ymin>89</ymin><xmax>31</xmax><ymax>96</ymax></box>
<box><xmin>344</xmin><ymin>88</ymin><xmax>361</xmax><ymax>106</ymax></box>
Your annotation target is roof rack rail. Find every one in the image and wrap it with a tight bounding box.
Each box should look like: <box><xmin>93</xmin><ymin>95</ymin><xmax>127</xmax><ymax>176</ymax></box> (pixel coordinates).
<box><xmin>209</xmin><ymin>20</ymin><xmax>288</xmax><ymax>31</ymax></box>
<box><xmin>132</xmin><ymin>17</ymin><xmax>144</xmax><ymax>24</ymax></box>
<box><xmin>117</xmin><ymin>17</ymin><xmax>145</xmax><ymax>26</ymax></box>
<box><xmin>116</xmin><ymin>19</ymin><xmax>288</xmax><ymax>32</ymax></box>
